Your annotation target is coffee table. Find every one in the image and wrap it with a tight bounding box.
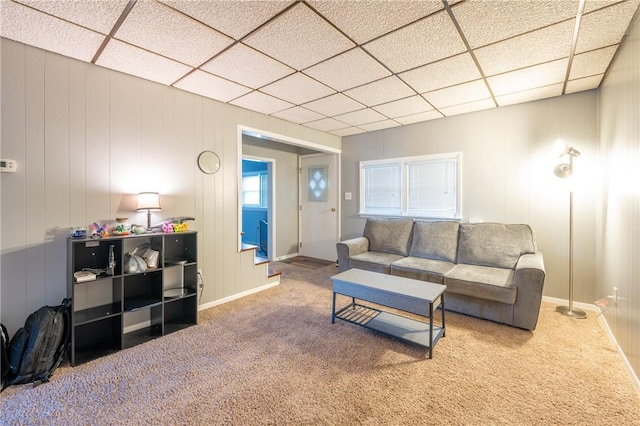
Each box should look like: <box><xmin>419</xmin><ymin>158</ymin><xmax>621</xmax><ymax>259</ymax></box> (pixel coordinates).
<box><xmin>331</xmin><ymin>269</ymin><xmax>446</xmax><ymax>358</ymax></box>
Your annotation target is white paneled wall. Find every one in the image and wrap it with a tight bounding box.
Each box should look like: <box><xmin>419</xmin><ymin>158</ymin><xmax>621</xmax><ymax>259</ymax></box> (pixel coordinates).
<box><xmin>598</xmin><ymin>14</ymin><xmax>640</xmax><ymax>384</ymax></box>
<box><xmin>0</xmin><ymin>38</ymin><xmax>340</xmax><ymax>334</ymax></box>
<box><xmin>341</xmin><ymin>91</ymin><xmax>599</xmax><ymax>306</ymax></box>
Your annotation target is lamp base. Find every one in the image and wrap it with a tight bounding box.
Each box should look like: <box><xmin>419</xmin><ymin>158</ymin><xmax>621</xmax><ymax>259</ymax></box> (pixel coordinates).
<box><xmin>556</xmin><ymin>305</ymin><xmax>587</xmax><ymax>319</ymax></box>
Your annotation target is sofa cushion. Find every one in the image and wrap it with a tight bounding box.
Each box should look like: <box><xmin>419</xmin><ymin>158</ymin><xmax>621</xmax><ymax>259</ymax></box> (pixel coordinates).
<box><xmin>363</xmin><ymin>217</ymin><xmax>414</xmax><ymax>256</ymax></box>
<box><xmin>444</xmin><ymin>264</ymin><xmax>516</xmax><ymax>304</ymax></box>
<box><xmin>350</xmin><ymin>251</ymin><xmax>406</xmax><ymax>274</ymax></box>
<box><xmin>410</xmin><ymin>221</ymin><xmax>459</xmax><ymax>263</ymax></box>
<box><xmin>390</xmin><ymin>256</ymin><xmax>455</xmax><ymax>284</ymax></box>
<box><xmin>456</xmin><ymin>223</ymin><xmax>536</xmax><ymax>269</ymax></box>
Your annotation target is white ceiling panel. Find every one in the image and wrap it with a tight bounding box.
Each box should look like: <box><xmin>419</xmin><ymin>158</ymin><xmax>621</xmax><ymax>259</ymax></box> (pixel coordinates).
<box><xmin>202</xmin><ymin>43</ymin><xmax>294</xmax><ymax>89</ymax></box>
<box><xmin>575</xmin><ymin>1</ymin><xmax>640</xmax><ymax>53</ymax></box>
<box><xmin>271</xmin><ymin>106</ymin><xmax>325</xmax><ymax>124</ymax></box>
<box><xmin>495</xmin><ymin>83</ymin><xmax>563</xmax><ymax>107</ymax></box>
<box><xmin>243</xmin><ymin>2</ymin><xmax>354</xmax><ymax>70</ymax></box>
<box><xmin>452</xmin><ymin>0</ymin><xmax>579</xmax><ymax>48</ymax></box>
<box><xmin>475</xmin><ymin>20</ymin><xmax>575</xmax><ymax>77</ymax></box>
<box><xmin>304</xmin><ymin>117</ymin><xmax>350</xmax><ymax>132</ymax></box>
<box><xmin>395</xmin><ymin>110</ymin><xmax>444</xmax><ymax>125</ymax></box>
<box><xmin>570</xmin><ymin>45</ymin><xmax>617</xmax><ymax>80</ymax></box>
<box><xmin>302</xmin><ymin>93</ymin><xmax>365</xmax><ymax>117</ymax></box>
<box><xmin>1</xmin><ymin>1</ymin><xmax>106</xmax><ymax>62</ymax></box>
<box><xmin>303</xmin><ymin>48</ymin><xmax>391</xmax><ymax>92</ymax></box>
<box><xmin>174</xmin><ymin>70</ymin><xmax>252</xmax><ymax>103</ymax></box>
<box><xmin>373</xmin><ymin>96</ymin><xmax>433</xmax><ymax>118</ymax></box>
<box><xmin>399</xmin><ymin>53</ymin><xmax>481</xmax><ymax>94</ymax></box>
<box><xmin>96</xmin><ymin>39</ymin><xmax>192</xmax><ymax>85</ymax></box>
<box><xmin>261</xmin><ymin>72</ymin><xmax>335</xmax><ymax>105</ymax></box>
<box><xmin>307</xmin><ymin>0</ymin><xmax>441</xmax><ymax>44</ymax></box>
<box><xmin>424</xmin><ymin>80</ymin><xmax>492</xmax><ymax>109</ymax></box>
<box><xmin>159</xmin><ymin>0</ymin><xmax>294</xmax><ymax>40</ymax></box>
<box><xmin>565</xmin><ymin>75</ymin><xmax>604</xmax><ymax>93</ymax></box>
<box><xmin>364</xmin><ymin>10</ymin><xmax>466</xmax><ymax>73</ymax></box>
<box><xmin>230</xmin><ymin>91</ymin><xmax>294</xmax><ymax>115</ymax></box>
<box><xmin>114</xmin><ymin>1</ymin><xmax>233</xmax><ymax>67</ymax></box>
<box><xmin>488</xmin><ymin>59</ymin><xmax>568</xmax><ymax>97</ymax></box>
<box><xmin>330</xmin><ymin>127</ymin><xmax>366</xmax><ymax>137</ymax></box>
<box><xmin>439</xmin><ymin>98</ymin><xmax>496</xmax><ymax>117</ymax></box>
<box><xmin>15</xmin><ymin>0</ymin><xmax>129</xmax><ymax>34</ymax></box>
<box><xmin>333</xmin><ymin>108</ymin><xmax>387</xmax><ymax>126</ymax></box>
<box><xmin>359</xmin><ymin>120</ymin><xmax>402</xmax><ymax>132</ymax></box>
<box><xmin>343</xmin><ymin>76</ymin><xmax>415</xmax><ymax>107</ymax></box>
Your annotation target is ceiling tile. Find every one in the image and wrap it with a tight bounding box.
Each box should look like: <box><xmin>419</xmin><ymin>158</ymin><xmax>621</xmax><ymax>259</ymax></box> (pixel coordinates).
<box><xmin>304</xmin><ymin>118</ymin><xmax>351</xmax><ymax>132</ymax></box>
<box><xmin>570</xmin><ymin>45</ymin><xmax>617</xmax><ymax>80</ymax></box>
<box><xmin>308</xmin><ymin>0</ymin><xmax>441</xmax><ymax>44</ymax></box>
<box><xmin>303</xmin><ymin>48</ymin><xmax>391</xmax><ymax>92</ymax></box>
<box><xmin>487</xmin><ymin>59</ymin><xmax>568</xmax><ymax>96</ymax></box>
<box><xmin>495</xmin><ymin>83</ymin><xmax>563</xmax><ymax>107</ymax></box>
<box><xmin>330</xmin><ymin>127</ymin><xmax>366</xmax><ymax>137</ymax></box>
<box><xmin>114</xmin><ymin>1</ymin><xmax>233</xmax><ymax>67</ymax></box>
<box><xmin>475</xmin><ymin>20</ymin><xmax>575</xmax><ymax>77</ymax></box>
<box><xmin>96</xmin><ymin>39</ymin><xmax>192</xmax><ymax>85</ymax></box>
<box><xmin>576</xmin><ymin>1</ymin><xmax>640</xmax><ymax>53</ymax></box>
<box><xmin>359</xmin><ymin>120</ymin><xmax>402</xmax><ymax>132</ymax></box>
<box><xmin>395</xmin><ymin>110</ymin><xmax>444</xmax><ymax>125</ymax></box>
<box><xmin>364</xmin><ymin>10</ymin><xmax>466</xmax><ymax>73</ymax></box>
<box><xmin>565</xmin><ymin>75</ymin><xmax>604</xmax><ymax>94</ymax></box>
<box><xmin>440</xmin><ymin>98</ymin><xmax>496</xmax><ymax>117</ymax></box>
<box><xmin>452</xmin><ymin>0</ymin><xmax>579</xmax><ymax>48</ymax></box>
<box><xmin>399</xmin><ymin>53</ymin><xmax>481</xmax><ymax>94</ymax></box>
<box><xmin>424</xmin><ymin>80</ymin><xmax>492</xmax><ymax>109</ymax></box>
<box><xmin>343</xmin><ymin>76</ymin><xmax>416</xmax><ymax>107</ymax></box>
<box><xmin>1</xmin><ymin>1</ymin><xmax>106</xmax><ymax>62</ymax></box>
<box><xmin>243</xmin><ymin>2</ymin><xmax>354</xmax><ymax>70</ymax></box>
<box><xmin>159</xmin><ymin>0</ymin><xmax>295</xmax><ymax>40</ymax></box>
<box><xmin>174</xmin><ymin>70</ymin><xmax>252</xmax><ymax>103</ymax></box>
<box><xmin>373</xmin><ymin>96</ymin><xmax>433</xmax><ymax>118</ymax></box>
<box><xmin>271</xmin><ymin>106</ymin><xmax>325</xmax><ymax>124</ymax></box>
<box><xmin>302</xmin><ymin>93</ymin><xmax>365</xmax><ymax>116</ymax></box>
<box><xmin>583</xmin><ymin>0</ymin><xmax>636</xmax><ymax>14</ymax></box>
<box><xmin>15</xmin><ymin>0</ymin><xmax>129</xmax><ymax>34</ymax></box>
<box><xmin>261</xmin><ymin>72</ymin><xmax>335</xmax><ymax>105</ymax></box>
<box><xmin>201</xmin><ymin>43</ymin><xmax>294</xmax><ymax>89</ymax></box>
<box><xmin>230</xmin><ymin>91</ymin><xmax>294</xmax><ymax>115</ymax></box>
<box><xmin>333</xmin><ymin>108</ymin><xmax>387</xmax><ymax>126</ymax></box>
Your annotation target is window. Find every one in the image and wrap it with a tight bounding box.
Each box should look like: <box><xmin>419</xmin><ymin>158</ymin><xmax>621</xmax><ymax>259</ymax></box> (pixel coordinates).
<box><xmin>242</xmin><ymin>172</ymin><xmax>268</xmax><ymax>208</ymax></box>
<box><xmin>359</xmin><ymin>152</ymin><xmax>461</xmax><ymax>219</ymax></box>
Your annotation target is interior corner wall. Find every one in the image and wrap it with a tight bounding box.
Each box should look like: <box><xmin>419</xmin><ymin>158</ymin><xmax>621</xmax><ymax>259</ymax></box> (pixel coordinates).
<box><xmin>0</xmin><ymin>38</ymin><xmax>340</xmax><ymax>335</ymax></box>
<box><xmin>341</xmin><ymin>91</ymin><xmax>599</xmax><ymax>306</ymax></box>
<box><xmin>597</xmin><ymin>13</ymin><xmax>640</xmax><ymax>382</ymax></box>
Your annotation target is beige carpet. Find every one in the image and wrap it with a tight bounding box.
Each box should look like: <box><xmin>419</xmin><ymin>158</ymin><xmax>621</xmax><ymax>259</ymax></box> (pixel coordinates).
<box><xmin>1</xmin><ymin>262</ymin><xmax>639</xmax><ymax>425</ymax></box>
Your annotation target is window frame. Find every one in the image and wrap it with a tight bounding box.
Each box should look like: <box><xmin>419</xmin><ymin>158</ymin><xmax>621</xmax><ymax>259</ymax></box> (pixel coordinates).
<box><xmin>242</xmin><ymin>171</ymin><xmax>269</xmax><ymax>209</ymax></box>
<box><xmin>358</xmin><ymin>152</ymin><xmax>462</xmax><ymax>220</ymax></box>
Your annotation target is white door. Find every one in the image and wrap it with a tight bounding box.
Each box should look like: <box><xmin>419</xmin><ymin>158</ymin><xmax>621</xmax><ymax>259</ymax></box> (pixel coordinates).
<box><xmin>299</xmin><ymin>153</ymin><xmax>339</xmax><ymax>261</ymax></box>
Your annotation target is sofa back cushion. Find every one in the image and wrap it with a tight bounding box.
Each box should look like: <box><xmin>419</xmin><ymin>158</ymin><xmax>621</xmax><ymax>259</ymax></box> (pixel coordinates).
<box><xmin>410</xmin><ymin>221</ymin><xmax>459</xmax><ymax>263</ymax></box>
<box><xmin>363</xmin><ymin>217</ymin><xmax>414</xmax><ymax>256</ymax></box>
<box><xmin>456</xmin><ymin>223</ymin><xmax>536</xmax><ymax>269</ymax></box>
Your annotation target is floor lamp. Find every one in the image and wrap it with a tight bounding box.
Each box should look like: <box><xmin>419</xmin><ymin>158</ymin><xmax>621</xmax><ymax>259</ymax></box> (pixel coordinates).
<box><xmin>554</xmin><ymin>145</ymin><xmax>587</xmax><ymax>319</ymax></box>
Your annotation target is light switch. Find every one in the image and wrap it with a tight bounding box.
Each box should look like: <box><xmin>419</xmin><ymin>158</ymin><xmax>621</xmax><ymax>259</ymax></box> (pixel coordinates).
<box><xmin>344</xmin><ymin>192</ymin><xmax>352</xmax><ymax>200</ymax></box>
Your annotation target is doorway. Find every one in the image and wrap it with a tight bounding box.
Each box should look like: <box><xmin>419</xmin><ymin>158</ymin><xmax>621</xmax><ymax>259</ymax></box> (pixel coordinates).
<box><xmin>241</xmin><ymin>157</ymin><xmax>274</xmax><ymax>258</ymax></box>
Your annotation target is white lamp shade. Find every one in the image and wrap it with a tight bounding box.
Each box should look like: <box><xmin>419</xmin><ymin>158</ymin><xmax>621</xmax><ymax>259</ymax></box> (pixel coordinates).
<box><xmin>137</xmin><ymin>192</ymin><xmax>161</xmax><ymax>211</ymax></box>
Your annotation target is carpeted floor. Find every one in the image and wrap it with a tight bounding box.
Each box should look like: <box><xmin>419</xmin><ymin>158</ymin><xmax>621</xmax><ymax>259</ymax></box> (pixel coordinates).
<box><xmin>1</xmin><ymin>261</ymin><xmax>639</xmax><ymax>425</ymax></box>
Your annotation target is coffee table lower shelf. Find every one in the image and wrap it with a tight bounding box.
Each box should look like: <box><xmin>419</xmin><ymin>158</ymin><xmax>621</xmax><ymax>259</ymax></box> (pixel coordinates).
<box><xmin>334</xmin><ymin>302</ymin><xmax>445</xmax><ymax>350</ymax></box>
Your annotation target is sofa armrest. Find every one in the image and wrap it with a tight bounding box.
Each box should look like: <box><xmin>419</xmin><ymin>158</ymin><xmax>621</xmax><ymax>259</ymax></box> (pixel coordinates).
<box><xmin>336</xmin><ymin>237</ymin><xmax>370</xmax><ymax>272</ymax></box>
<box><xmin>513</xmin><ymin>252</ymin><xmax>546</xmax><ymax>330</ymax></box>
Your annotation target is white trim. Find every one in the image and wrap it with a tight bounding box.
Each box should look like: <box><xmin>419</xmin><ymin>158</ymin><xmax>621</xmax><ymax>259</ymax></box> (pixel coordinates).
<box><xmin>198</xmin><ymin>281</ymin><xmax>280</xmax><ymax>311</ymax></box>
<box><xmin>542</xmin><ymin>296</ymin><xmax>640</xmax><ymax>394</ymax></box>
<box><xmin>274</xmin><ymin>252</ymin><xmax>299</xmax><ymax>261</ymax></box>
<box><xmin>239</xmin><ymin>125</ymin><xmax>341</xmax><ymax>154</ymax></box>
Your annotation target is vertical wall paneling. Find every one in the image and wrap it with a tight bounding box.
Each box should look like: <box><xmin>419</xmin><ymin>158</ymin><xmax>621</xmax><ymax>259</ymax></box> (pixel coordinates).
<box><xmin>69</xmin><ymin>59</ymin><xmax>87</xmax><ymax>227</ymax></box>
<box><xmin>25</xmin><ymin>46</ymin><xmax>47</xmax><ymax>311</ymax></box>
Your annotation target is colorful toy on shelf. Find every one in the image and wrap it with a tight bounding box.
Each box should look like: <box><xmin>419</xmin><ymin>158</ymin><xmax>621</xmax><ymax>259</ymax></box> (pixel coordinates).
<box><xmin>90</xmin><ymin>222</ymin><xmax>111</xmax><ymax>238</ymax></box>
<box><xmin>162</xmin><ymin>220</ymin><xmax>189</xmax><ymax>233</ymax></box>
<box><xmin>111</xmin><ymin>218</ymin><xmax>131</xmax><ymax>235</ymax></box>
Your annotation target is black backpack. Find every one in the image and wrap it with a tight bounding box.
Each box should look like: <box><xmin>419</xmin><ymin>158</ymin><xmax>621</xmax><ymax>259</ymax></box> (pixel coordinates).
<box><xmin>4</xmin><ymin>298</ymin><xmax>71</xmax><ymax>389</ymax></box>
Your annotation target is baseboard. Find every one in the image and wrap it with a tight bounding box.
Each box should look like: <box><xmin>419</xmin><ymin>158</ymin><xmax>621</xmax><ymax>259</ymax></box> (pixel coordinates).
<box><xmin>542</xmin><ymin>296</ymin><xmax>640</xmax><ymax>394</ymax></box>
<box><xmin>274</xmin><ymin>252</ymin><xmax>299</xmax><ymax>261</ymax></box>
<box><xmin>198</xmin><ymin>281</ymin><xmax>280</xmax><ymax>312</ymax></box>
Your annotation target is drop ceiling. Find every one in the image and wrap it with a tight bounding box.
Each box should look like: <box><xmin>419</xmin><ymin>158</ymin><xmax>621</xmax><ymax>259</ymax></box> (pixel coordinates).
<box><xmin>2</xmin><ymin>0</ymin><xmax>639</xmax><ymax>137</ymax></box>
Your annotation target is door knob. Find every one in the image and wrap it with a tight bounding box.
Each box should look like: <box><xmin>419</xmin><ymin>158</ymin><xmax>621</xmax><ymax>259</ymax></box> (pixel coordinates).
<box><xmin>331</xmin><ymin>208</ymin><xmax>336</xmax><ymax>212</ymax></box>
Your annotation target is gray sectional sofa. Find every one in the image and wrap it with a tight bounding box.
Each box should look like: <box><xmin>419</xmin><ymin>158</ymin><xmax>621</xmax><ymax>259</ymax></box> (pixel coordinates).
<box><xmin>336</xmin><ymin>218</ymin><xmax>546</xmax><ymax>330</ymax></box>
